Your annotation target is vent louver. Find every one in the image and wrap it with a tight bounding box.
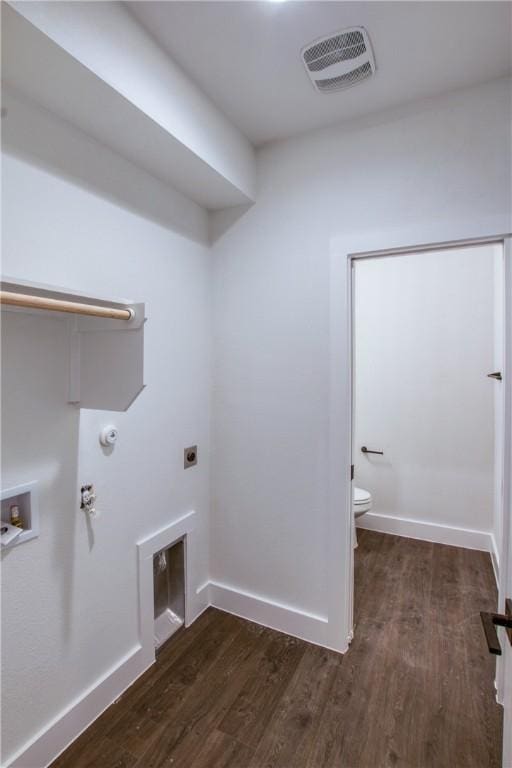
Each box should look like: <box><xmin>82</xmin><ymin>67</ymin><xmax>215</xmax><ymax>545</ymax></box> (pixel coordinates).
<box><xmin>301</xmin><ymin>27</ymin><xmax>376</xmax><ymax>93</ymax></box>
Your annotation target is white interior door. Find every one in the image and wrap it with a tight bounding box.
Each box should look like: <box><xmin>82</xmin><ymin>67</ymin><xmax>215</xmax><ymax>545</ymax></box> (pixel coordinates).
<box><xmin>498</xmin><ymin>237</ymin><xmax>512</xmax><ymax>767</ymax></box>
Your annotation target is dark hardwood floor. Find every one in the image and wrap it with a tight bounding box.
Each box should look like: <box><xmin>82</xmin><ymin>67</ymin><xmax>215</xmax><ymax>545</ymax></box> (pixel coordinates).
<box><xmin>51</xmin><ymin>531</ymin><xmax>502</xmax><ymax>768</ymax></box>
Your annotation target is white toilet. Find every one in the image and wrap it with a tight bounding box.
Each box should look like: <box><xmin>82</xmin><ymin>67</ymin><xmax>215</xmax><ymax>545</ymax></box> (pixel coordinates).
<box><xmin>352</xmin><ymin>486</ymin><xmax>372</xmax><ymax>548</ymax></box>
<box><xmin>353</xmin><ymin>486</ymin><xmax>372</xmax><ymax>518</ymax></box>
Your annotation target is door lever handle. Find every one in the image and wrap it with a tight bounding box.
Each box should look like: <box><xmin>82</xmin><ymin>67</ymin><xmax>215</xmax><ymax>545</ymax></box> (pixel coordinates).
<box><xmin>480</xmin><ymin>599</ymin><xmax>512</xmax><ymax>655</ymax></box>
<box><xmin>361</xmin><ymin>446</ymin><xmax>384</xmax><ymax>456</ymax></box>
<box><xmin>487</xmin><ymin>372</ymin><xmax>502</xmax><ymax>381</ymax></box>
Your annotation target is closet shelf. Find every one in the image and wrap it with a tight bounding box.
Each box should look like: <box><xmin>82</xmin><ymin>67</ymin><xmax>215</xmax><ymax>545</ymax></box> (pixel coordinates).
<box><xmin>1</xmin><ymin>276</ymin><xmax>146</xmax><ymax>412</ymax></box>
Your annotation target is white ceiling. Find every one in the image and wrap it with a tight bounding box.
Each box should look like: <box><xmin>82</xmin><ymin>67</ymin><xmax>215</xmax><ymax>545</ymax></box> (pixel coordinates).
<box><xmin>128</xmin><ymin>1</ymin><xmax>512</xmax><ymax>147</ymax></box>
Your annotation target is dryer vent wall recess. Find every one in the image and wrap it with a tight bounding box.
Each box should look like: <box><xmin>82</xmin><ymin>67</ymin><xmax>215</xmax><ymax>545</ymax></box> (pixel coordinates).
<box><xmin>301</xmin><ymin>27</ymin><xmax>376</xmax><ymax>93</ymax></box>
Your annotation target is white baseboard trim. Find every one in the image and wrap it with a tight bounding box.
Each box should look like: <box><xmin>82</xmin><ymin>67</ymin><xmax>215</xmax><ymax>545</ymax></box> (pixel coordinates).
<box><xmin>7</xmin><ymin>513</ymin><xmax>202</xmax><ymax>768</ymax></box>
<box><xmin>5</xmin><ymin>645</ymin><xmax>150</xmax><ymax>768</ymax></box>
<box><xmin>188</xmin><ymin>581</ymin><xmax>211</xmax><ymax>627</ymax></box>
<box><xmin>194</xmin><ymin>580</ymin><xmax>211</xmax><ymax>614</ymax></box>
<box><xmin>208</xmin><ymin>580</ymin><xmax>338</xmax><ymax>651</ymax></box>
<box><xmin>5</xmin><ymin>575</ymin><xmax>337</xmax><ymax>767</ymax></box>
<box><xmin>357</xmin><ymin>512</ymin><xmax>493</xmax><ymax>553</ymax></box>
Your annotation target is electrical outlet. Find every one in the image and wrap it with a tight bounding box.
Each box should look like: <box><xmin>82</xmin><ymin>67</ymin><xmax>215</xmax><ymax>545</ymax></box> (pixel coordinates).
<box><xmin>184</xmin><ymin>446</ymin><xmax>197</xmax><ymax>469</ymax></box>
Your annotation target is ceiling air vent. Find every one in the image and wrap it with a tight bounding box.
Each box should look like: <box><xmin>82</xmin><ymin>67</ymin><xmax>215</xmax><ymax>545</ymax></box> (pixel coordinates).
<box><xmin>301</xmin><ymin>27</ymin><xmax>376</xmax><ymax>94</ymax></box>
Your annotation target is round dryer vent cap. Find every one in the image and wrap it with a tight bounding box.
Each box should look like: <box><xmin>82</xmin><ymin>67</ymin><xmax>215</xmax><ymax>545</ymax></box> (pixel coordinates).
<box><xmin>100</xmin><ymin>425</ymin><xmax>118</xmax><ymax>447</ymax></box>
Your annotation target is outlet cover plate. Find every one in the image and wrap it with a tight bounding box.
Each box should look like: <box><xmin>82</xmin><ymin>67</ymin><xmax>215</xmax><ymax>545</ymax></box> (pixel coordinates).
<box><xmin>184</xmin><ymin>446</ymin><xmax>197</xmax><ymax>469</ymax></box>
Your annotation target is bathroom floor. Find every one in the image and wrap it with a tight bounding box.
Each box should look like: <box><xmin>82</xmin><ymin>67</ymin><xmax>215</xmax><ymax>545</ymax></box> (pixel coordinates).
<box><xmin>51</xmin><ymin>531</ymin><xmax>502</xmax><ymax>768</ymax></box>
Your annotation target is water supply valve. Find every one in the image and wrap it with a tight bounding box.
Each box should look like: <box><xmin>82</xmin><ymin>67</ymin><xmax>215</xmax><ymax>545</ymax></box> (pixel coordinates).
<box><xmin>80</xmin><ymin>484</ymin><xmax>97</xmax><ymax>517</ymax></box>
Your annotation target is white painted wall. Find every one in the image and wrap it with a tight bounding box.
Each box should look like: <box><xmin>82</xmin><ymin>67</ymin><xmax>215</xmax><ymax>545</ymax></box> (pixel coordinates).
<box><xmin>2</xmin><ymin>72</ymin><xmax>511</xmax><ymax>764</ymax></box>
<box><xmin>353</xmin><ymin>246</ymin><xmax>496</xmax><ymax>540</ymax></box>
<box><xmin>1</xmin><ymin>123</ymin><xmax>212</xmax><ymax>764</ymax></box>
<box><xmin>7</xmin><ymin>0</ymin><xmax>256</xmax><ymax>203</ymax></box>
<box><xmin>211</xmin><ymin>78</ymin><xmax>512</xmax><ymax>649</ymax></box>
<box><xmin>2</xmin><ymin>87</ymin><xmax>209</xmax><ymax>244</ymax></box>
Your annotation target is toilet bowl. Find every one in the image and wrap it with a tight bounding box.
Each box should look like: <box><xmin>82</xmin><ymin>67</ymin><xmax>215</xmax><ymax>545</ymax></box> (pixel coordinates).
<box><xmin>353</xmin><ymin>486</ymin><xmax>372</xmax><ymax>518</ymax></box>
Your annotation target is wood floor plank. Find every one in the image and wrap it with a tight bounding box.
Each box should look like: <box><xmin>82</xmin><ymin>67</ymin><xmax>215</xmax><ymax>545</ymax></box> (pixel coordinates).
<box><xmin>218</xmin><ymin>630</ymin><xmax>306</xmax><ymax>748</ymax></box>
<box><xmin>105</xmin><ymin>706</ymin><xmax>164</xmax><ymax>761</ymax></box>
<box><xmin>132</xmin><ymin>618</ymin><xmax>271</xmax><ymax>768</ymax></box>
<box><xmin>51</xmin><ymin>532</ymin><xmax>502</xmax><ymax>768</ymax></box>
<box><xmin>105</xmin><ymin>610</ymin><xmax>243</xmax><ymax>764</ymax></box>
<box><xmin>308</xmin><ymin>534</ymin><xmax>419</xmax><ymax>768</ymax></box>
<box><xmin>51</xmin><ymin>610</ymin><xmax>221</xmax><ymax>768</ymax></box>
<box><xmin>422</xmin><ymin>543</ymin><xmax>501</xmax><ymax>768</ymax></box>
<box><xmin>190</xmin><ymin>730</ymin><xmax>255</xmax><ymax>768</ymax></box>
<box><xmin>51</xmin><ymin>735</ymin><xmax>136</xmax><ymax>768</ymax></box>
<box><xmin>120</xmin><ymin>607</ymin><xmax>219</xmax><ymax>713</ymax></box>
<box><xmin>130</xmin><ymin>609</ymin><xmax>241</xmax><ymax>723</ymax></box>
<box><xmin>248</xmin><ymin>643</ymin><xmax>342</xmax><ymax>768</ymax></box>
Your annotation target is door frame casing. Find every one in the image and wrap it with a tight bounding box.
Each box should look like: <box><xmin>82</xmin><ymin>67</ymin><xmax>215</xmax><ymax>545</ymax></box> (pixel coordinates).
<box><xmin>327</xmin><ymin>226</ymin><xmax>511</xmax><ymax>654</ymax></box>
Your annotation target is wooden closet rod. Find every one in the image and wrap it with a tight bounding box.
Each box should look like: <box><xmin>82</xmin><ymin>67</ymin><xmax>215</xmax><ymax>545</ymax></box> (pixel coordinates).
<box><xmin>0</xmin><ymin>290</ymin><xmax>134</xmax><ymax>320</ymax></box>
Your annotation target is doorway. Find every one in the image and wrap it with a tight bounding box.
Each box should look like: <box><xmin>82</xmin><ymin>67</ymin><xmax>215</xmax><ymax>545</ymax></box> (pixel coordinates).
<box><xmin>346</xmin><ymin>238</ymin><xmax>511</xmax><ymax>764</ymax></box>
<box><xmin>351</xmin><ymin>243</ymin><xmax>503</xmax><ymax>559</ymax></box>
